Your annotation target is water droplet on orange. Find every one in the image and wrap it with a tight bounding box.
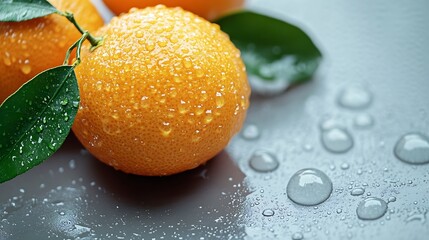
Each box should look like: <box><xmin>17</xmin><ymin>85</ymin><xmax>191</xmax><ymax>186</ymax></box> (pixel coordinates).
<box><xmin>20</xmin><ymin>64</ymin><xmax>31</xmax><ymax>75</ymax></box>
<box><xmin>215</xmin><ymin>92</ymin><xmax>225</xmax><ymax>108</ymax></box>
<box><xmin>160</xmin><ymin>122</ymin><xmax>172</xmax><ymax>137</ymax></box>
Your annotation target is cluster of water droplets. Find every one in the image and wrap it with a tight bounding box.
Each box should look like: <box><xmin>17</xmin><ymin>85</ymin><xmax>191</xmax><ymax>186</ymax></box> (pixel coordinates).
<box><xmin>236</xmin><ymin>83</ymin><xmax>429</xmax><ymax>238</ymax></box>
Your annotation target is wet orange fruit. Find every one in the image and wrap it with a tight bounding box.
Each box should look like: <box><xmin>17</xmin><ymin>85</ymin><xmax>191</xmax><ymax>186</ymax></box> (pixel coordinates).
<box><xmin>0</xmin><ymin>0</ymin><xmax>104</xmax><ymax>104</ymax></box>
<box><xmin>72</xmin><ymin>6</ymin><xmax>250</xmax><ymax>176</ymax></box>
<box><xmin>103</xmin><ymin>0</ymin><xmax>244</xmax><ymax>20</ymax></box>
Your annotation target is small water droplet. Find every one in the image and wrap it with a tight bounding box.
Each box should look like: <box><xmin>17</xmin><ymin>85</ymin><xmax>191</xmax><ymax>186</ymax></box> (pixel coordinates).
<box><xmin>48</xmin><ymin>142</ymin><xmax>56</xmax><ymax>151</ymax></box>
<box><xmin>340</xmin><ymin>163</ymin><xmax>350</xmax><ymax>170</ymax></box>
<box><xmin>145</xmin><ymin>41</ymin><xmax>155</xmax><ymax>51</ymax></box>
<box><xmin>351</xmin><ymin>188</ymin><xmax>365</xmax><ymax>196</ymax></box>
<box><xmin>337</xmin><ymin>86</ymin><xmax>372</xmax><ymax>109</ymax></box>
<box><xmin>336</xmin><ymin>208</ymin><xmax>343</xmax><ymax>214</ymax></box>
<box><xmin>160</xmin><ymin>122</ymin><xmax>172</xmax><ymax>137</ymax></box>
<box><xmin>3</xmin><ymin>53</ymin><xmax>11</xmax><ymax>66</ymax></box>
<box><xmin>60</xmin><ymin>99</ymin><xmax>68</xmax><ymax>106</ymax></box>
<box><xmin>287</xmin><ymin>168</ymin><xmax>333</xmax><ymax>206</ymax></box>
<box><xmin>291</xmin><ymin>232</ymin><xmax>304</xmax><ymax>240</ymax></box>
<box><xmin>321</xmin><ymin>128</ymin><xmax>354</xmax><ymax>153</ymax></box>
<box><xmin>249</xmin><ymin>151</ymin><xmax>279</xmax><ymax>172</ymax></box>
<box><xmin>356</xmin><ymin>197</ymin><xmax>387</xmax><ymax>220</ymax></box>
<box><xmin>241</xmin><ymin>124</ymin><xmax>260</xmax><ymax>140</ymax></box>
<box><xmin>394</xmin><ymin>133</ymin><xmax>429</xmax><ymax>164</ymax></box>
<box><xmin>353</xmin><ymin>113</ymin><xmax>374</xmax><ymax>129</ymax></box>
<box><xmin>262</xmin><ymin>209</ymin><xmax>275</xmax><ymax>217</ymax></box>
<box><xmin>388</xmin><ymin>196</ymin><xmax>396</xmax><ymax>203</ymax></box>
<box><xmin>36</xmin><ymin>125</ymin><xmax>44</xmax><ymax>133</ymax></box>
<box><xmin>69</xmin><ymin>159</ymin><xmax>76</xmax><ymax>169</ymax></box>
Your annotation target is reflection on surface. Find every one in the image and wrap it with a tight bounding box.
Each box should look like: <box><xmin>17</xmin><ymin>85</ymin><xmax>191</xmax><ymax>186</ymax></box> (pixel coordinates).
<box><xmin>0</xmin><ymin>135</ymin><xmax>248</xmax><ymax>239</ymax></box>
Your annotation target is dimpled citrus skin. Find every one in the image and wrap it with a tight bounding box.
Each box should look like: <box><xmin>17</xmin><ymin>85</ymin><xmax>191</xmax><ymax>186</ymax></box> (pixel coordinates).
<box><xmin>0</xmin><ymin>0</ymin><xmax>104</xmax><ymax>104</ymax></box>
<box><xmin>103</xmin><ymin>0</ymin><xmax>244</xmax><ymax>21</ymax></box>
<box><xmin>72</xmin><ymin>6</ymin><xmax>250</xmax><ymax>176</ymax></box>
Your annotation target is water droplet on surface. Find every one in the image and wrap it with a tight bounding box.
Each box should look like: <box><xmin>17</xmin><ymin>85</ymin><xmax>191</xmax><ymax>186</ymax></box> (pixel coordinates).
<box><xmin>241</xmin><ymin>124</ymin><xmax>260</xmax><ymax>140</ymax></box>
<box><xmin>388</xmin><ymin>196</ymin><xmax>396</xmax><ymax>203</ymax></box>
<box><xmin>287</xmin><ymin>168</ymin><xmax>333</xmax><ymax>206</ymax></box>
<box><xmin>351</xmin><ymin>188</ymin><xmax>365</xmax><ymax>196</ymax></box>
<box><xmin>394</xmin><ymin>133</ymin><xmax>429</xmax><ymax>164</ymax></box>
<box><xmin>69</xmin><ymin>159</ymin><xmax>76</xmax><ymax>169</ymax></box>
<box><xmin>356</xmin><ymin>197</ymin><xmax>387</xmax><ymax>220</ymax></box>
<box><xmin>353</xmin><ymin>113</ymin><xmax>374</xmax><ymax>129</ymax></box>
<box><xmin>337</xmin><ymin>86</ymin><xmax>372</xmax><ymax>109</ymax></box>
<box><xmin>321</xmin><ymin>128</ymin><xmax>354</xmax><ymax>153</ymax></box>
<box><xmin>340</xmin><ymin>163</ymin><xmax>350</xmax><ymax>170</ymax></box>
<box><xmin>291</xmin><ymin>232</ymin><xmax>304</xmax><ymax>240</ymax></box>
<box><xmin>249</xmin><ymin>151</ymin><xmax>279</xmax><ymax>172</ymax></box>
<box><xmin>262</xmin><ymin>209</ymin><xmax>275</xmax><ymax>217</ymax></box>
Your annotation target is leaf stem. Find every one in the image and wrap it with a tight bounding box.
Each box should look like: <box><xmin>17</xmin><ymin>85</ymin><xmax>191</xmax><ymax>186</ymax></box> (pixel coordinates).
<box><xmin>62</xmin><ymin>11</ymin><xmax>102</xmax><ymax>48</ymax></box>
<box><xmin>63</xmin><ymin>37</ymin><xmax>81</xmax><ymax>65</ymax></box>
<box><xmin>62</xmin><ymin>32</ymin><xmax>89</xmax><ymax>67</ymax></box>
<box><xmin>73</xmin><ymin>32</ymin><xmax>88</xmax><ymax>67</ymax></box>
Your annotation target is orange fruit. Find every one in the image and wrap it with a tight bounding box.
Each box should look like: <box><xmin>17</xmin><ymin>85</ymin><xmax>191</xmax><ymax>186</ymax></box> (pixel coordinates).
<box><xmin>0</xmin><ymin>0</ymin><xmax>104</xmax><ymax>104</ymax></box>
<box><xmin>72</xmin><ymin>6</ymin><xmax>250</xmax><ymax>176</ymax></box>
<box><xmin>102</xmin><ymin>0</ymin><xmax>244</xmax><ymax>20</ymax></box>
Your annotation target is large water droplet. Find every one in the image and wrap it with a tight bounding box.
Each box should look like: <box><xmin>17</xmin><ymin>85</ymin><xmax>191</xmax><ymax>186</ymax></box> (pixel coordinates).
<box><xmin>249</xmin><ymin>151</ymin><xmax>279</xmax><ymax>172</ymax></box>
<box><xmin>287</xmin><ymin>168</ymin><xmax>333</xmax><ymax>206</ymax></box>
<box><xmin>337</xmin><ymin>86</ymin><xmax>372</xmax><ymax>109</ymax></box>
<box><xmin>356</xmin><ymin>197</ymin><xmax>387</xmax><ymax>220</ymax></box>
<box><xmin>321</xmin><ymin>128</ymin><xmax>354</xmax><ymax>153</ymax></box>
<box><xmin>394</xmin><ymin>133</ymin><xmax>429</xmax><ymax>164</ymax></box>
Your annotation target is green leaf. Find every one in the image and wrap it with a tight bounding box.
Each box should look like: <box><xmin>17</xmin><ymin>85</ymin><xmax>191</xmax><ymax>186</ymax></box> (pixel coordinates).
<box><xmin>0</xmin><ymin>0</ymin><xmax>59</xmax><ymax>22</ymax></box>
<box><xmin>0</xmin><ymin>66</ymin><xmax>79</xmax><ymax>183</ymax></box>
<box><xmin>215</xmin><ymin>10</ymin><xmax>322</xmax><ymax>95</ymax></box>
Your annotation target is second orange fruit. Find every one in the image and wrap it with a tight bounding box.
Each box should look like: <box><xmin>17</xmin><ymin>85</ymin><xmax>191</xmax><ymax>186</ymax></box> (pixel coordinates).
<box><xmin>72</xmin><ymin>6</ymin><xmax>250</xmax><ymax>176</ymax></box>
<box><xmin>103</xmin><ymin>0</ymin><xmax>244</xmax><ymax>20</ymax></box>
<box><xmin>0</xmin><ymin>0</ymin><xmax>104</xmax><ymax>104</ymax></box>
